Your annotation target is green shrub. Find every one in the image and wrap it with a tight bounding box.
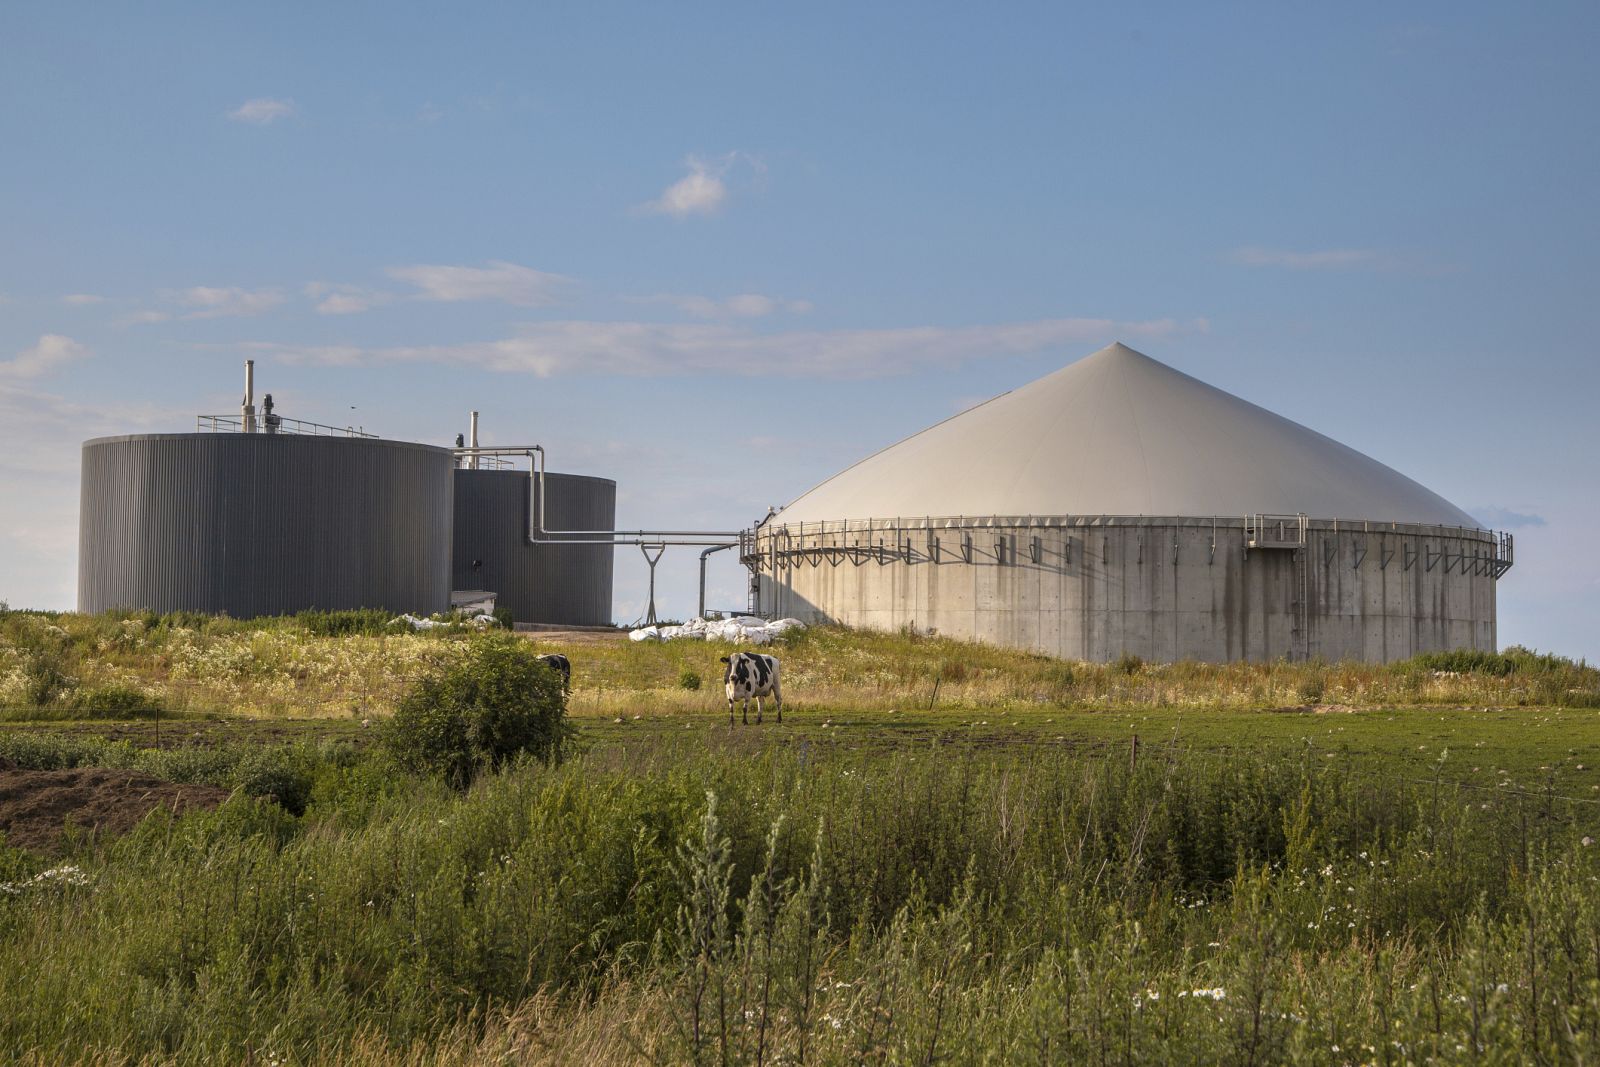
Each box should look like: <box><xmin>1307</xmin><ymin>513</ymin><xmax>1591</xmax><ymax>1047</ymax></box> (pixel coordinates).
<box><xmin>679</xmin><ymin>668</ymin><xmax>703</xmax><ymax>691</ymax></box>
<box><xmin>71</xmin><ymin>684</ymin><xmax>161</xmax><ymax>718</ymax></box>
<box><xmin>1113</xmin><ymin>651</ymin><xmax>1143</xmax><ymax>676</ymax></box>
<box><xmin>383</xmin><ymin>635</ymin><xmax>571</xmax><ymax>788</ymax></box>
<box><xmin>230</xmin><ymin>748</ymin><xmax>316</xmax><ymax>815</ymax></box>
<box><xmin>1296</xmin><ymin>672</ymin><xmax>1326</xmax><ymax>703</ymax></box>
<box><xmin>493</xmin><ymin>606</ymin><xmax>515</xmax><ymax>630</ymax></box>
<box><xmin>292</xmin><ymin>608</ymin><xmax>398</xmax><ymax>637</ymax></box>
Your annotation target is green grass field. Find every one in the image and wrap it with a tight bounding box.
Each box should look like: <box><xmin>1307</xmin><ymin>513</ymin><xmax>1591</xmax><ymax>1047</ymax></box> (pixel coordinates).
<box><xmin>1</xmin><ymin>609</ymin><xmax>1598</xmax><ymax>1064</ymax></box>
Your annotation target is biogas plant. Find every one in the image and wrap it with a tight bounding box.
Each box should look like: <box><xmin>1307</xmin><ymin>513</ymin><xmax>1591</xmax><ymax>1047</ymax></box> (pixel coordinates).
<box><xmin>79</xmin><ymin>344</ymin><xmax>1513</xmax><ymax>664</ymax></box>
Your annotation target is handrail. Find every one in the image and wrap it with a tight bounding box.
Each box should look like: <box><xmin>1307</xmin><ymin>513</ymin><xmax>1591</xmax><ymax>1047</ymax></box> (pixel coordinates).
<box><xmin>195</xmin><ymin>414</ymin><xmax>377</xmax><ymax>439</ymax></box>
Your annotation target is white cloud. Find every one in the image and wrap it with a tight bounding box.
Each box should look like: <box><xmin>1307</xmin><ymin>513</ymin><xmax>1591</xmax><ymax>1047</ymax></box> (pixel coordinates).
<box><xmin>120</xmin><ymin>310</ymin><xmax>172</xmax><ymax>326</ymax></box>
<box><xmin>654</xmin><ymin>292</ymin><xmax>813</xmax><ymax>319</ymax></box>
<box><xmin>169</xmin><ymin>286</ymin><xmax>286</xmax><ymax>319</ymax></box>
<box><xmin>639</xmin><ymin>154</ymin><xmax>760</xmax><ymax>218</ymax></box>
<box><xmin>0</xmin><ymin>335</ymin><xmax>90</xmax><ymax>379</ymax></box>
<box><xmin>61</xmin><ymin>293</ymin><xmax>107</xmax><ymax>306</ymax></box>
<box><xmin>1472</xmin><ymin>506</ymin><xmax>1547</xmax><ymax>530</ymax></box>
<box><xmin>387</xmin><ymin>261</ymin><xmax>567</xmax><ymax>306</ymax></box>
<box><xmin>228</xmin><ymin>97</ymin><xmax>295</xmax><ymax>124</ymax></box>
<box><xmin>1228</xmin><ymin>246</ymin><xmax>1385</xmax><ymax>270</ymax></box>
<box><xmin>254</xmin><ymin>315</ymin><xmax>1208</xmax><ymax>379</ymax></box>
<box><xmin>303</xmin><ymin>282</ymin><xmax>392</xmax><ymax>315</ymax></box>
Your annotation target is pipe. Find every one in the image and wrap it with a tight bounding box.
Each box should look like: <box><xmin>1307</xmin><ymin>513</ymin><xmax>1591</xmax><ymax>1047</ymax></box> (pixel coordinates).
<box><xmin>468</xmin><ymin>411</ymin><xmax>479</xmax><ymax>470</ymax></box>
<box><xmin>451</xmin><ymin>443</ymin><xmax>741</xmax><ymax>547</ymax></box>
<box><xmin>698</xmin><ymin>542</ymin><xmax>737</xmax><ymax>618</ymax></box>
<box><xmin>242</xmin><ymin>360</ymin><xmax>256</xmax><ymax>433</ymax></box>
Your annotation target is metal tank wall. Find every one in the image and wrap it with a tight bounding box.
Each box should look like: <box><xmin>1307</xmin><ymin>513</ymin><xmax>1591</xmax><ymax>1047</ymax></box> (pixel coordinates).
<box><xmin>753</xmin><ymin>517</ymin><xmax>1502</xmax><ymax>663</ymax></box>
<box><xmin>78</xmin><ymin>434</ymin><xmax>454</xmax><ymax>617</ymax></box>
<box><xmin>451</xmin><ymin>469</ymin><xmax>616</xmax><ymax>626</ymax></box>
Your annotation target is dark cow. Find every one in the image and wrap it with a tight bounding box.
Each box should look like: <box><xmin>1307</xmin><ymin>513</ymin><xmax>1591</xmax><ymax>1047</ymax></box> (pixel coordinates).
<box><xmin>720</xmin><ymin>652</ymin><xmax>782</xmax><ymax>725</ymax></box>
<box><xmin>536</xmin><ymin>653</ymin><xmax>571</xmax><ymax>692</ymax></box>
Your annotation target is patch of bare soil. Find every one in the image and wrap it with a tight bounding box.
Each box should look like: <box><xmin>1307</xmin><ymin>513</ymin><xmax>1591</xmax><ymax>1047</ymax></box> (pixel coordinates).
<box><xmin>0</xmin><ymin>764</ymin><xmax>229</xmax><ymax>854</ymax></box>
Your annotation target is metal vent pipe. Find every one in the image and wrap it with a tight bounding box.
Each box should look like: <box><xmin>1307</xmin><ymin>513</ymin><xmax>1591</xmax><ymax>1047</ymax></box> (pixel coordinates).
<box><xmin>242</xmin><ymin>360</ymin><xmax>257</xmax><ymax>433</ymax></box>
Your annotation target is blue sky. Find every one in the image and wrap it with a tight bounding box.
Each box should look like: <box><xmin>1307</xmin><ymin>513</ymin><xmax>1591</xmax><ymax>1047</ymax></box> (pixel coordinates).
<box><xmin>1</xmin><ymin>3</ymin><xmax>1595</xmax><ymax>658</ymax></box>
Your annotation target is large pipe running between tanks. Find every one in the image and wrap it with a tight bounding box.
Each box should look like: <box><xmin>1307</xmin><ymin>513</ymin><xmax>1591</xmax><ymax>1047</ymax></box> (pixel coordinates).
<box><xmin>451</xmin><ymin>444</ymin><xmax>741</xmax><ymax>547</ymax></box>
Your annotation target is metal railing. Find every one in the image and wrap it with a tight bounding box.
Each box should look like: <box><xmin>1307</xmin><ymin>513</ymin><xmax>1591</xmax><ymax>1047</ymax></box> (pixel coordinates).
<box><xmin>196</xmin><ymin>414</ymin><xmax>378</xmax><ymax>439</ymax></box>
<box><xmin>744</xmin><ymin>513</ymin><xmax>1514</xmax><ymax>578</ymax></box>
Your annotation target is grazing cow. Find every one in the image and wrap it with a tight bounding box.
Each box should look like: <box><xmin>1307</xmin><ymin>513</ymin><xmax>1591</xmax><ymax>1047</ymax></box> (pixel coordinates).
<box><xmin>721</xmin><ymin>652</ymin><xmax>782</xmax><ymax>725</ymax></box>
<box><xmin>536</xmin><ymin>653</ymin><xmax>571</xmax><ymax>691</ymax></box>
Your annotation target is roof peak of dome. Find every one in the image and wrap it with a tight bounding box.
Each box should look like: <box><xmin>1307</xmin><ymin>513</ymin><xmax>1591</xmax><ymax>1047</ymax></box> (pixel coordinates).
<box><xmin>772</xmin><ymin>342</ymin><xmax>1480</xmax><ymax>529</ymax></box>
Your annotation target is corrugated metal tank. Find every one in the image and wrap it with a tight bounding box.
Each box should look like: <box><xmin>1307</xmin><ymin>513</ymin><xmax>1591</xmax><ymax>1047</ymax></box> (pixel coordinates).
<box><xmin>78</xmin><ymin>433</ymin><xmax>454</xmax><ymax>617</ymax></box>
<box><xmin>451</xmin><ymin>469</ymin><xmax>616</xmax><ymax>626</ymax></box>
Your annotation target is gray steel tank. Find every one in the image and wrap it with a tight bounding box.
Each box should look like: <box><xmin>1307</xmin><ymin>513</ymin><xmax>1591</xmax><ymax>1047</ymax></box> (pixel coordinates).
<box><xmin>78</xmin><ymin>433</ymin><xmax>454</xmax><ymax>617</ymax></box>
<box><xmin>748</xmin><ymin>343</ymin><xmax>1513</xmax><ymax>664</ymax></box>
<box><xmin>451</xmin><ymin>469</ymin><xmax>616</xmax><ymax>626</ymax></box>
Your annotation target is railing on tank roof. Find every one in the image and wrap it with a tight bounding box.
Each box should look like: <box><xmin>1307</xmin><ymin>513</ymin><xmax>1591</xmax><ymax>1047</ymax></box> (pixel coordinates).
<box><xmin>743</xmin><ymin>513</ymin><xmax>1513</xmax><ymax>578</ymax></box>
<box><xmin>195</xmin><ymin>414</ymin><xmax>378</xmax><ymax>439</ymax></box>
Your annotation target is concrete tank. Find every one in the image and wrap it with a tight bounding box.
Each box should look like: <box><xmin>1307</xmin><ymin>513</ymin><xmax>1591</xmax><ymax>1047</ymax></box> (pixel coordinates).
<box><xmin>451</xmin><ymin>469</ymin><xmax>616</xmax><ymax>626</ymax></box>
<box><xmin>748</xmin><ymin>343</ymin><xmax>1512</xmax><ymax>664</ymax></box>
<box><xmin>78</xmin><ymin>433</ymin><xmax>454</xmax><ymax>617</ymax></box>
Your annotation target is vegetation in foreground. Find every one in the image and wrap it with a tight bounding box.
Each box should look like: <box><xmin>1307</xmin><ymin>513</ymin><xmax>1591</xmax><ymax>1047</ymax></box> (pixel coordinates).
<box><xmin>0</xmin><ymin>610</ymin><xmax>1597</xmax><ymax>1063</ymax></box>
<box><xmin>2</xmin><ymin>606</ymin><xmax>1597</xmax><ymax>721</ymax></box>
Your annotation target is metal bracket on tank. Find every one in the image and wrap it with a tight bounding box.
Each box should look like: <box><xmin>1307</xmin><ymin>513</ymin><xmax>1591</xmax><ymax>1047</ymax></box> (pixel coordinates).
<box><xmin>1323</xmin><ymin>539</ymin><xmax>1338</xmax><ymax>567</ymax></box>
<box><xmin>1030</xmin><ymin>536</ymin><xmax>1042</xmax><ymax>565</ymax></box>
<box><xmin>1404</xmin><ymin>543</ymin><xmax>1417</xmax><ymax>571</ymax></box>
<box><xmin>1425</xmin><ymin>545</ymin><xmax>1441</xmax><ymax>572</ymax></box>
<box><xmin>1352</xmin><ymin>542</ymin><xmax>1367</xmax><ymax>569</ymax></box>
<box><xmin>961</xmin><ymin>533</ymin><xmax>973</xmax><ymax>564</ymax></box>
<box><xmin>1380</xmin><ymin>541</ymin><xmax>1394</xmax><ymax>569</ymax></box>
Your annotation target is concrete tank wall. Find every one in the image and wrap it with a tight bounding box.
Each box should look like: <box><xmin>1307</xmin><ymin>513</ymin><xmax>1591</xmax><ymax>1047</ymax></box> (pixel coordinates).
<box><xmin>451</xmin><ymin>469</ymin><xmax>616</xmax><ymax>626</ymax></box>
<box><xmin>79</xmin><ymin>433</ymin><xmax>454</xmax><ymax>617</ymax></box>
<box><xmin>754</xmin><ymin>517</ymin><xmax>1502</xmax><ymax>663</ymax></box>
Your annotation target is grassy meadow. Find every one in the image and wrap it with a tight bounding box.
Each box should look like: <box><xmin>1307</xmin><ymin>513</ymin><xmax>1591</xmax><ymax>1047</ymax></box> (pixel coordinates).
<box><xmin>1</xmin><ymin>607</ymin><xmax>1599</xmax><ymax>1064</ymax></box>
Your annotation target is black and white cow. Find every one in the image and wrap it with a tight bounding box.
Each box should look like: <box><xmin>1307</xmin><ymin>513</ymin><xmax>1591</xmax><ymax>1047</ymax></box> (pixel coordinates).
<box><xmin>721</xmin><ymin>652</ymin><xmax>782</xmax><ymax>725</ymax></box>
<box><xmin>536</xmin><ymin>653</ymin><xmax>572</xmax><ymax>692</ymax></box>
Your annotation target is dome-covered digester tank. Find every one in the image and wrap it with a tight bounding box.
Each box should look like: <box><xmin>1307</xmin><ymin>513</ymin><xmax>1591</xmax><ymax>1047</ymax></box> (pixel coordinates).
<box><xmin>747</xmin><ymin>343</ymin><xmax>1513</xmax><ymax>663</ymax></box>
<box><xmin>78</xmin><ymin>432</ymin><xmax>455</xmax><ymax>617</ymax></box>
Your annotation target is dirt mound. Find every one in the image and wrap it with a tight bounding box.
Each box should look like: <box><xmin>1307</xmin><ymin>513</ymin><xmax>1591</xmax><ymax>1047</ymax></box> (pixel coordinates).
<box><xmin>0</xmin><ymin>768</ymin><xmax>229</xmax><ymax>854</ymax></box>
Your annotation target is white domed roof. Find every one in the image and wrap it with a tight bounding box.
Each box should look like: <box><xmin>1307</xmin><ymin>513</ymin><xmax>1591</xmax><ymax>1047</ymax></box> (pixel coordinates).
<box><xmin>776</xmin><ymin>343</ymin><xmax>1479</xmax><ymax>528</ymax></box>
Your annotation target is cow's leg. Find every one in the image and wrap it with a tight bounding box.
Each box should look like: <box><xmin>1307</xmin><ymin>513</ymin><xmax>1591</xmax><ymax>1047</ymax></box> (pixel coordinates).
<box><xmin>755</xmin><ymin>695</ymin><xmax>763</xmax><ymax>724</ymax></box>
<box><xmin>728</xmin><ymin>696</ymin><xmax>735</xmax><ymax>728</ymax></box>
<box><xmin>742</xmin><ymin>698</ymin><xmax>750</xmax><ymax>726</ymax></box>
<box><xmin>773</xmin><ymin>682</ymin><xmax>782</xmax><ymax>723</ymax></box>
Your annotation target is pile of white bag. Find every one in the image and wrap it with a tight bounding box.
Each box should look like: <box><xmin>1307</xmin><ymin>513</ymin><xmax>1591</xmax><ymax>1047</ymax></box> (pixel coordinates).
<box><xmin>629</xmin><ymin>616</ymin><xmax>805</xmax><ymax>645</ymax></box>
<box><xmin>393</xmin><ymin>613</ymin><xmax>498</xmax><ymax>631</ymax></box>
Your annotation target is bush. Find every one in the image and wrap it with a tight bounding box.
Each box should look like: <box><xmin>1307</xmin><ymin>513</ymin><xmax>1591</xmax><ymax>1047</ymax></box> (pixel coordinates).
<box><xmin>231</xmin><ymin>748</ymin><xmax>316</xmax><ymax>815</ymax></box>
<box><xmin>1113</xmin><ymin>652</ymin><xmax>1144</xmax><ymax>676</ymax></box>
<box><xmin>493</xmin><ymin>607</ymin><xmax>515</xmax><ymax>630</ymax></box>
<box><xmin>71</xmin><ymin>684</ymin><xmax>161</xmax><ymax>718</ymax></box>
<box><xmin>383</xmin><ymin>636</ymin><xmax>571</xmax><ymax>788</ymax></box>
<box><xmin>292</xmin><ymin>608</ymin><xmax>397</xmax><ymax>637</ymax></box>
<box><xmin>22</xmin><ymin>651</ymin><xmax>72</xmax><ymax>708</ymax></box>
<box><xmin>679</xmin><ymin>668</ymin><xmax>703</xmax><ymax>691</ymax></box>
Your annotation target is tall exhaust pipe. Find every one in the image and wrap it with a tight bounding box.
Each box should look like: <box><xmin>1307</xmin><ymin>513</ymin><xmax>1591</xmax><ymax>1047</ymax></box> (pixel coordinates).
<box><xmin>242</xmin><ymin>360</ymin><xmax>257</xmax><ymax>433</ymax></box>
<box><xmin>469</xmin><ymin>410</ymin><xmax>479</xmax><ymax>469</ymax></box>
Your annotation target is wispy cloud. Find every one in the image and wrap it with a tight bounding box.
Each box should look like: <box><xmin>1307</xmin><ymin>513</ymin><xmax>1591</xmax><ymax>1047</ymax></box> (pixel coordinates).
<box><xmin>166</xmin><ymin>286</ymin><xmax>286</xmax><ymax>319</ymax></box>
<box><xmin>0</xmin><ymin>335</ymin><xmax>90</xmax><ymax>380</ymax></box>
<box><xmin>650</xmin><ymin>292</ymin><xmax>813</xmax><ymax>319</ymax></box>
<box><xmin>387</xmin><ymin>261</ymin><xmax>567</xmax><ymax>306</ymax></box>
<box><xmin>1473</xmin><ymin>506</ymin><xmax>1547</xmax><ymax>529</ymax></box>
<box><xmin>248</xmin><ymin>315</ymin><xmax>1207</xmax><ymax>379</ymax></box>
<box><xmin>120</xmin><ymin>309</ymin><xmax>171</xmax><ymax>326</ymax></box>
<box><xmin>228</xmin><ymin>97</ymin><xmax>295</xmax><ymax>124</ymax></box>
<box><xmin>639</xmin><ymin>153</ymin><xmax>760</xmax><ymax>218</ymax></box>
<box><xmin>303</xmin><ymin>282</ymin><xmax>393</xmax><ymax>315</ymax></box>
<box><xmin>1228</xmin><ymin>246</ymin><xmax>1388</xmax><ymax>270</ymax></box>
<box><xmin>61</xmin><ymin>293</ymin><xmax>107</xmax><ymax>306</ymax></box>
